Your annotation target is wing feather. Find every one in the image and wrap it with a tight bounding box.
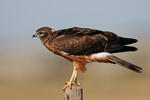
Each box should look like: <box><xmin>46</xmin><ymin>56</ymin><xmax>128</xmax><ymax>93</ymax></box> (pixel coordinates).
<box><xmin>54</xmin><ymin>34</ymin><xmax>107</xmax><ymax>55</ymax></box>
<box><xmin>53</xmin><ymin>27</ymin><xmax>138</xmax><ymax>55</ymax></box>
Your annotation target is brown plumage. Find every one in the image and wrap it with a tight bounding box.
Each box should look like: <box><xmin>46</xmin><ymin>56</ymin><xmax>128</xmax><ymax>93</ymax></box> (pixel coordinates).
<box><xmin>33</xmin><ymin>27</ymin><xmax>142</xmax><ymax>89</ymax></box>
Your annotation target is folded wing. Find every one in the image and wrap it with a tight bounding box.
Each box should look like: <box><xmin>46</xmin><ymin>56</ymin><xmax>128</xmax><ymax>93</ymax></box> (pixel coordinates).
<box><xmin>53</xmin><ymin>27</ymin><xmax>138</xmax><ymax>55</ymax></box>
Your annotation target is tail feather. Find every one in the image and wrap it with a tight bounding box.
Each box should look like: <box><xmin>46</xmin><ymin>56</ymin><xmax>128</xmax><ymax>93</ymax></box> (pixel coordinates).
<box><xmin>107</xmin><ymin>55</ymin><xmax>142</xmax><ymax>73</ymax></box>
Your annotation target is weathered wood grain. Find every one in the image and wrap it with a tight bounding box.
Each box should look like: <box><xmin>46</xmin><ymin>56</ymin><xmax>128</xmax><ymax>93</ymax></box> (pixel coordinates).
<box><xmin>64</xmin><ymin>85</ymin><xmax>83</xmax><ymax>100</ymax></box>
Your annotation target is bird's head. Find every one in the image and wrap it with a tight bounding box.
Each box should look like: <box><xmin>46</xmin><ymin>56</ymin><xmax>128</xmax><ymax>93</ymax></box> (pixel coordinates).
<box><xmin>33</xmin><ymin>27</ymin><xmax>55</xmax><ymax>39</ymax></box>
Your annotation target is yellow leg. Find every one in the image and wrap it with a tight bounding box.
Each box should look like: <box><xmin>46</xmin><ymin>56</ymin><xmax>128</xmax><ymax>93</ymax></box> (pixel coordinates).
<box><xmin>63</xmin><ymin>61</ymin><xmax>82</xmax><ymax>90</ymax></box>
<box><xmin>73</xmin><ymin>69</ymin><xmax>77</xmax><ymax>82</ymax></box>
<box><xmin>63</xmin><ymin>67</ymin><xmax>76</xmax><ymax>90</ymax></box>
<box><xmin>65</xmin><ymin>69</ymin><xmax>80</xmax><ymax>85</ymax></box>
<box><xmin>73</xmin><ymin>68</ymin><xmax>80</xmax><ymax>86</ymax></box>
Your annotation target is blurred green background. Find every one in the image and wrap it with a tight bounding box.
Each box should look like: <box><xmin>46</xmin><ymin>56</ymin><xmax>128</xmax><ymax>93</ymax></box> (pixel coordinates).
<box><xmin>0</xmin><ymin>0</ymin><xmax>150</xmax><ymax>100</ymax></box>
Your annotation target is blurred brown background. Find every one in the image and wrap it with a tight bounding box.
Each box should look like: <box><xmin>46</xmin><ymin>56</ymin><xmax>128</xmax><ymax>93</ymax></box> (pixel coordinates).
<box><xmin>0</xmin><ymin>0</ymin><xmax>150</xmax><ymax>100</ymax></box>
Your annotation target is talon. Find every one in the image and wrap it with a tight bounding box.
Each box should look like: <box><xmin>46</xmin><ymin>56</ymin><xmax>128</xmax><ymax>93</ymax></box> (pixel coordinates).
<box><xmin>72</xmin><ymin>81</ymin><xmax>80</xmax><ymax>86</ymax></box>
<box><xmin>65</xmin><ymin>81</ymin><xmax>80</xmax><ymax>85</ymax></box>
<box><xmin>65</xmin><ymin>82</ymin><xmax>69</xmax><ymax>84</ymax></box>
<box><xmin>77</xmin><ymin>82</ymin><xmax>80</xmax><ymax>85</ymax></box>
<box><xmin>63</xmin><ymin>82</ymin><xmax>81</xmax><ymax>90</ymax></box>
<box><xmin>71</xmin><ymin>82</ymin><xmax>76</xmax><ymax>85</ymax></box>
<box><xmin>63</xmin><ymin>82</ymin><xmax>72</xmax><ymax>90</ymax></box>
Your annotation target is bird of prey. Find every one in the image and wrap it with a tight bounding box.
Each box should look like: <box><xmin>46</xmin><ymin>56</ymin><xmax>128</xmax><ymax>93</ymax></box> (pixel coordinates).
<box><xmin>33</xmin><ymin>27</ymin><xmax>142</xmax><ymax>90</ymax></box>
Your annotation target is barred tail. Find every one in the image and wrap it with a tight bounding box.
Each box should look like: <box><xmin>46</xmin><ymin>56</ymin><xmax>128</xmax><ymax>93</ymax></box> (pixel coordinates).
<box><xmin>107</xmin><ymin>56</ymin><xmax>142</xmax><ymax>73</ymax></box>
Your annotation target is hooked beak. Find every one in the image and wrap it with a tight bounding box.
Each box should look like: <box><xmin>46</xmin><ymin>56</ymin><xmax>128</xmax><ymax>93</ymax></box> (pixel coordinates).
<box><xmin>33</xmin><ymin>32</ymin><xmax>38</xmax><ymax>38</ymax></box>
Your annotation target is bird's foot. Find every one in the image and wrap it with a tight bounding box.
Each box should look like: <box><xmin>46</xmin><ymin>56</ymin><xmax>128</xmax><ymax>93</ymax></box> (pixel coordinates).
<box><xmin>63</xmin><ymin>82</ymin><xmax>72</xmax><ymax>90</ymax></box>
<box><xmin>63</xmin><ymin>82</ymin><xmax>80</xmax><ymax>90</ymax></box>
<box><xmin>65</xmin><ymin>81</ymin><xmax>80</xmax><ymax>85</ymax></box>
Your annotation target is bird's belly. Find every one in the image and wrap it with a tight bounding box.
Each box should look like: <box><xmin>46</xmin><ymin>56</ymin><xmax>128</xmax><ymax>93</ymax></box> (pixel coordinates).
<box><xmin>58</xmin><ymin>51</ymin><xmax>89</xmax><ymax>63</ymax></box>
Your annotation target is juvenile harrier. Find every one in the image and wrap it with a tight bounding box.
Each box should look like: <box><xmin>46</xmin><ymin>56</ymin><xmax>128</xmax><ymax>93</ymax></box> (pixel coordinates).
<box><xmin>33</xmin><ymin>27</ymin><xmax>142</xmax><ymax>90</ymax></box>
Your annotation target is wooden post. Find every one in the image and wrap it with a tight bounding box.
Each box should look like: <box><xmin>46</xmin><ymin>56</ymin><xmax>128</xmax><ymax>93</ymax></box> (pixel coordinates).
<box><xmin>64</xmin><ymin>85</ymin><xmax>83</xmax><ymax>100</ymax></box>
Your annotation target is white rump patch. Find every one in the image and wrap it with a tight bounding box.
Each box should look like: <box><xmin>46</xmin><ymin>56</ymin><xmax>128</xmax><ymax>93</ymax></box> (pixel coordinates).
<box><xmin>90</xmin><ymin>52</ymin><xmax>112</xmax><ymax>59</ymax></box>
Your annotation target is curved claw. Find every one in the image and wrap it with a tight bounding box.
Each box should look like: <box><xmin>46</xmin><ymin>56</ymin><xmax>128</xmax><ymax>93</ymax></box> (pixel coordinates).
<box><xmin>63</xmin><ymin>82</ymin><xmax>72</xmax><ymax>90</ymax></box>
<box><xmin>65</xmin><ymin>82</ymin><xmax>80</xmax><ymax>85</ymax></box>
<box><xmin>63</xmin><ymin>82</ymin><xmax>80</xmax><ymax>90</ymax></box>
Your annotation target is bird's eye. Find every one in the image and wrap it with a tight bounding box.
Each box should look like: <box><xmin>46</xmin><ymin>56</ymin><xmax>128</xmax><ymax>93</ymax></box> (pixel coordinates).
<box><xmin>39</xmin><ymin>32</ymin><xmax>48</xmax><ymax>38</ymax></box>
<box><xmin>39</xmin><ymin>32</ymin><xmax>43</xmax><ymax>34</ymax></box>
